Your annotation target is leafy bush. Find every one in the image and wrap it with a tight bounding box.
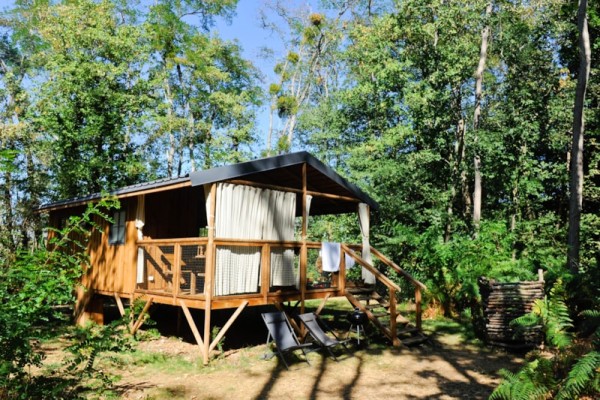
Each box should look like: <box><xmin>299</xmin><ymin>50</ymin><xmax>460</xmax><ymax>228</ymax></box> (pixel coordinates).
<box><xmin>491</xmin><ymin>281</ymin><xmax>600</xmax><ymax>400</ymax></box>
<box><xmin>0</xmin><ymin>198</ymin><xmax>129</xmax><ymax>398</ymax></box>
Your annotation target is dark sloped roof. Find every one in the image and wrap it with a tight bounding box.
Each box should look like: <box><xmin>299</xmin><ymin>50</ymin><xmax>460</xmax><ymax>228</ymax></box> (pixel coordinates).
<box><xmin>39</xmin><ymin>152</ymin><xmax>378</xmax><ymax>214</ymax></box>
<box><xmin>38</xmin><ymin>175</ymin><xmax>191</xmax><ymax>211</ymax></box>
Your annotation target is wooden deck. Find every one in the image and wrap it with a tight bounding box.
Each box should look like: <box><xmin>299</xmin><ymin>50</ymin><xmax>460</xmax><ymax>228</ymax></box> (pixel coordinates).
<box><xmin>134</xmin><ymin>238</ymin><xmax>357</xmax><ymax>310</ymax></box>
<box><xmin>114</xmin><ymin>237</ymin><xmax>427</xmax><ymax>364</ymax></box>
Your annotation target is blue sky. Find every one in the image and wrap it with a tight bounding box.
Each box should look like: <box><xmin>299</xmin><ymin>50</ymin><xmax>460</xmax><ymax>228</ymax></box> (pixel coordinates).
<box><xmin>214</xmin><ymin>1</ymin><xmax>320</xmax><ymax>151</ymax></box>
<box><xmin>0</xmin><ymin>0</ymin><xmax>319</xmax><ymax>151</ymax></box>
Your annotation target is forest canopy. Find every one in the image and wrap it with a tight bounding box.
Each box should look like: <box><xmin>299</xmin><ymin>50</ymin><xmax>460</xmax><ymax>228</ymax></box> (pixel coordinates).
<box><xmin>0</xmin><ymin>0</ymin><xmax>598</xmax><ymax>397</ymax></box>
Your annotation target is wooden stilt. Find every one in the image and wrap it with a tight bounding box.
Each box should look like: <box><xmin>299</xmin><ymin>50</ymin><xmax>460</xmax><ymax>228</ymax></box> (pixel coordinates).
<box><xmin>179</xmin><ymin>300</ymin><xmax>205</xmax><ymax>358</ymax></box>
<box><xmin>208</xmin><ymin>301</ymin><xmax>248</xmax><ymax>353</ymax></box>
<box><xmin>415</xmin><ymin>287</ymin><xmax>422</xmax><ymax>331</ymax></box>
<box><xmin>300</xmin><ymin>162</ymin><xmax>308</xmax><ymax>315</ymax></box>
<box><xmin>113</xmin><ymin>293</ymin><xmax>125</xmax><ymax>317</ymax></box>
<box><xmin>315</xmin><ymin>294</ymin><xmax>331</xmax><ymax>316</ymax></box>
<box><xmin>203</xmin><ymin>183</ymin><xmax>217</xmax><ymax>365</ymax></box>
<box><xmin>130</xmin><ymin>297</ymin><xmax>153</xmax><ymax>335</ymax></box>
<box><xmin>176</xmin><ymin>307</ymin><xmax>183</xmax><ymax>334</ymax></box>
<box><xmin>274</xmin><ymin>302</ymin><xmax>302</xmax><ymax>335</ymax></box>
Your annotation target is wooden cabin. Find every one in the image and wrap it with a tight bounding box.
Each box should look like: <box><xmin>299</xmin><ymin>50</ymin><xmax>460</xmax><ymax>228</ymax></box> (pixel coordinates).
<box><xmin>40</xmin><ymin>152</ymin><xmax>426</xmax><ymax>363</ymax></box>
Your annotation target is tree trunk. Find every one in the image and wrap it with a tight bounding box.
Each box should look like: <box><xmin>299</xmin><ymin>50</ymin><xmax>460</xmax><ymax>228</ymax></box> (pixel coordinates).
<box><xmin>472</xmin><ymin>2</ymin><xmax>493</xmax><ymax>234</ymax></box>
<box><xmin>567</xmin><ymin>0</ymin><xmax>591</xmax><ymax>274</ymax></box>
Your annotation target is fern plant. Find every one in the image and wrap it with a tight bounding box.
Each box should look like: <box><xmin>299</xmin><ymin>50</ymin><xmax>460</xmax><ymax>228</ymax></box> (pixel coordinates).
<box><xmin>492</xmin><ymin>281</ymin><xmax>600</xmax><ymax>399</ymax></box>
<box><xmin>491</xmin><ymin>358</ymin><xmax>556</xmax><ymax>400</ymax></box>
<box><xmin>511</xmin><ymin>279</ymin><xmax>573</xmax><ymax>349</ymax></box>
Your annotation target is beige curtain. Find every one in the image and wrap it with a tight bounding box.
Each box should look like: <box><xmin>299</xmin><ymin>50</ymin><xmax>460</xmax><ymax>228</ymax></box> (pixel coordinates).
<box><xmin>213</xmin><ymin>183</ymin><xmax>296</xmax><ymax>295</ymax></box>
<box><xmin>135</xmin><ymin>195</ymin><xmax>145</xmax><ymax>284</ymax></box>
<box><xmin>358</xmin><ymin>203</ymin><xmax>376</xmax><ymax>284</ymax></box>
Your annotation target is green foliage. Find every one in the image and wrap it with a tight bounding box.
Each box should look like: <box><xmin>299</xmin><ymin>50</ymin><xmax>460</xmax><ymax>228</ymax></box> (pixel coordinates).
<box><xmin>493</xmin><ymin>282</ymin><xmax>600</xmax><ymax>400</ymax></box>
<box><xmin>491</xmin><ymin>358</ymin><xmax>556</xmax><ymax>400</ymax></box>
<box><xmin>0</xmin><ymin>198</ymin><xmax>119</xmax><ymax>398</ymax></box>
<box><xmin>512</xmin><ymin>280</ymin><xmax>573</xmax><ymax>349</ymax></box>
<box><xmin>557</xmin><ymin>351</ymin><xmax>600</xmax><ymax>400</ymax></box>
<box><xmin>64</xmin><ymin>319</ymin><xmax>134</xmax><ymax>392</ymax></box>
<box><xmin>276</xmin><ymin>95</ymin><xmax>298</xmax><ymax>118</ymax></box>
<box><xmin>269</xmin><ymin>83</ymin><xmax>281</xmax><ymax>96</ymax></box>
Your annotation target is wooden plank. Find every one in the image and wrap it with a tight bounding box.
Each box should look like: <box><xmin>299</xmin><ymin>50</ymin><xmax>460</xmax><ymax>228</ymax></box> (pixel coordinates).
<box><xmin>300</xmin><ymin>162</ymin><xmax>307</xmax><ymax>315</ymax></box>
<box><xmin>225</xmin><ymin>179</ymin><xmax>360</xmax><ymax>204</ymax></box>
<box><xmin>114</xmin><ymin>292</ymin><xmax>125</xmax><ymax>317</ymax></box>
<box><xmin>131</xmin><ymin>297</ymin><xmax>154</xmax><ymax>335</ymax></box>
<box><xmin>315</xmin><ymin>294</ymin><xmax>331</xmax><ymax>316</ymax></box>
<box><xmin>273</xmin><ymin>302</ymin><xmax>303</xmax><ymax>335</ymax></box>
<box><xmin>173</xmin><ymin>243</ymin><xmax>181</xmax><ymax>298</ymax></box>
<box><xmin>261</xmin><ymin>243</ymin><xmax>271</xmax><ymax>300</ymax></box>
<box><xmin>179</xmin><ymin>300</ymin><xmax>205</xmax><ymax>358</ymax></box>
<box><xmin>203</xmin><ymin>182</ymin><xmax>217</xmax><ymax>366</ymax></box>
<box><xmin>389</xmin><ymin>288</ymin><xmax>398</xmax><ymax>344</ymax></box>
<box><xmin>415</xmin><ymin>286</ymin><xmax>422</xmax><ymax>331</ymax></box>
<box><xmin>208</xmin><ymin>301</ymin><xmax>249</xmax><ymax>353</ymax></box>
<box><xmin>341</xmin><ymin>244</ymin><xmax>402</xmax><ymax>293</ymax></box>
<box><xmin>370</xmin><ymin>247</ymin><xmax>427</xmax><ymax>290</ymax></box>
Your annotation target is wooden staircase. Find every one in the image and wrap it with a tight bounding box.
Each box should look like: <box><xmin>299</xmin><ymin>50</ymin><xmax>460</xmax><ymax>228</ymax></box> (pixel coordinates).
<box><xmin>341</xmin><ymin>245</ymin><xmax>428</xmax><ymax>347</ymax></box>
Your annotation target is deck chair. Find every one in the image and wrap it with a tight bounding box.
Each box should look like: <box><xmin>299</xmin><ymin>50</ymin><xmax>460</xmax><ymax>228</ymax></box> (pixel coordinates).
<box><xmin>299</xmin><ymin>312</ymin><xmax>349</xmax><ymax>361</ymax></box>
<box><xmin>261</xmin><ymin>311</ymin><xmax>312</xmax><ymax>369</ymax></box>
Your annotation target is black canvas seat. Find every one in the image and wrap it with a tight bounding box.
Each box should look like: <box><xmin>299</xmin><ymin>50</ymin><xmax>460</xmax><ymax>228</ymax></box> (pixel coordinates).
<box><xmin>299</xmin><ymin>312</ymin><xmax>349</xmax><ymax>361</ymax></box>
<box><xmin>261</xmin><ymin>311</ymin><xmax>312</xmax><ymax>369</ymax></box>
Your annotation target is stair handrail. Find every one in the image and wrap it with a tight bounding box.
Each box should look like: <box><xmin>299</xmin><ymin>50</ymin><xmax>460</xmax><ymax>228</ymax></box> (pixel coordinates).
<box><xmin>340</xmin><ymin>244</ymin><xmax>402</xmax><ymax>293</ymax></box>
<box><xmin>370</xmin><ymin>246</ymin><xmax>427</xmax><ymax>290</ymax></box>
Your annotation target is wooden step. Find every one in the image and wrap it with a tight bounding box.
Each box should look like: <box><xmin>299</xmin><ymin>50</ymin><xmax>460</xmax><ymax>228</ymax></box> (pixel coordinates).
<box><xmin>365</xmin><ymin>303</ymin><xmax>388</xmax><ymax>310</ymax></box>
<box><xmin>347</xmin><ymin>287</ymin><xmax>376</xmax><ymax>295</ymax></box>
<box><xmin>371</xmin><ymin>312</ymin><xmax>388</xmax><ymax>319</ymax></box>
<box><xmin>401</xmin><ymin>335</ymin><xmax>428</xmax><ymax>346</ymax></box>
<box><xmin>397</xmin><ymin>326</ymin><xmax>419</xmax><ymax>336</ymax></box>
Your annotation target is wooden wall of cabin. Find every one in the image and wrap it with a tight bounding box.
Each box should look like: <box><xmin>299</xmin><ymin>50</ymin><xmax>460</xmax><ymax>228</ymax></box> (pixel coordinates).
<box><xmin>84</xmin><ymin>198</ymin><xmax>138</xmax><ymax>296</ymax></box>
<box><xmin>143</xmin><ymin>186</ymin><xmax>206</xmax><ymax>239</ymax></box>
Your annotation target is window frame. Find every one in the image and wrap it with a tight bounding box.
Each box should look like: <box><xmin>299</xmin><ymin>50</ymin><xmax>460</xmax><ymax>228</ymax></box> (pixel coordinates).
<box><xmin>108</xmin><ymin>210</ymin><xmax>127</xmax><ymax>245</ymax></box>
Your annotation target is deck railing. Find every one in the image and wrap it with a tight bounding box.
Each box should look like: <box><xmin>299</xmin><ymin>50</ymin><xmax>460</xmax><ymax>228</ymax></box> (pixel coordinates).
<box><xmin>341</xmin><ymin>244</ymin><xmax>426</xmax><ymax>345</ymax></box>
<box><xmin>135</xmin><ymin>238</ymin><xmax>353</xmax><ymax>300</ymax></box>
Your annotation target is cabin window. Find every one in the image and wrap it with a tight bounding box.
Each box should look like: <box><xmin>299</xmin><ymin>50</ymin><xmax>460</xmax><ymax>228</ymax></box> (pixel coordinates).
<box><xmin>109</xmin><ymin>210</ymin><xmax>127</xmax><ymax>245</ymax></box>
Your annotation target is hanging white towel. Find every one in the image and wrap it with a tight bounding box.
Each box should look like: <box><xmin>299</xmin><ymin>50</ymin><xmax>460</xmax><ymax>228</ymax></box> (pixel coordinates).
<box><xmin>322</xmin><ymin>242</ymin><xmax>341</xmax><ymax>272</ymax></box>
<box><xmin>345</xmin><ymin>253</ymin><xmax>356</xmax><ymax>269</ymax></box>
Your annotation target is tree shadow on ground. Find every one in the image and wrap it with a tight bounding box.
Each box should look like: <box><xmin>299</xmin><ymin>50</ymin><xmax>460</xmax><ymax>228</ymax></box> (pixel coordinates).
<box><xmin>106</xmin><ymin>300</ymin><xmax>521</xmax><ymax>399</ymax></box>
<box><xmin>249</xmin><ymin>320</ymin><xmax>521</xmax><ymax>400</ymax></box>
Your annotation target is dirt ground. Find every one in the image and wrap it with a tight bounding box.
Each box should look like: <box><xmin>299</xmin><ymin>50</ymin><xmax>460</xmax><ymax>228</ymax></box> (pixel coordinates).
<box><xmin>107</xmin><ymin>329</ymin><xmax>521</xmax><ymax>400</ymax></box>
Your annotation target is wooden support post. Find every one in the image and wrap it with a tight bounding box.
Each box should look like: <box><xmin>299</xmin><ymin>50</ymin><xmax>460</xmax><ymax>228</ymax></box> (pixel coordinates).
<box><xmin>190</xmin><ymin>272</ymin><xmax>196</xmax><ymax>295</ymax></box>
<box><xmin>339</xmin><ymin>248</ymin><xmax>346</xmax><ymax>293</ymax></box>
<box><xmin>203</xmin><ymin>183</ymin><xmax>217</xmax><ymax>366</ymax></box>
<box><xmin>131</xmin><ymin>297</ymin><xmax>153</xmax><ymax>335</ymax></box>
<box><xmin>315</xmin><ymin>294</ymin><xmax>331</xmax><ymax>316</ymax></box>
<box><xmin>113</xmin><ymin>292</ymin><xmax>125</xmax><ymax>317</ymax></box>
<box><xmin>177</xmin><ymin>307</ymin><xmax>183</xmax><ymax>335</ymax></box>
<box><xmin>274</xmin><ymin>302</ymin><xmax>302</xmax><ymax>335</ymax></box>
<box><xmin>179</xmin><ymin>300</ymin><xmax>205</xmax><ymax>358</ymax></box>
<box><xmin>300</xmin><ymin>162</ymin><xmax>308</xmax><ymax>314</ymax></box>
<box><xmin>389</xmin><ymin>288</ymin><xmax>399</xmax><ymax>346</ymax></box>
<box><xmin>85</xmin><ymin>295</ymin><xmax>104</xmax><ymax>325</ymax></box>
<box><xmin>261</xmin><ymin>243</ymin><xmax>270</xmax><ymax>300</ymax></box>
<box><xmin>208</xmin><ymin>301</ymin><xmax>249</xmax><ymax>353</ymax></box>
<box><xmin>415</xmin><ymin>286</ymin><xmax>422</xmax><ymax>331</ymax></box>
<box><xmin>75</xmin><ymin>289</ymin><xmax>105</xmax><ymax>326</ymax></box>
<box><xmin>173</xmin><ymin>243</ymin><xmax>181</xmax><ymax>298</ymax></box>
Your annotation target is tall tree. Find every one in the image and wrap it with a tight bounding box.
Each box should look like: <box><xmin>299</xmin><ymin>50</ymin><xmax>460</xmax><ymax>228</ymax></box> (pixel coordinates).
<box><xmin>145</xmin><ymin>0</ymin><xmax>260</xmax><ymax>175</ymax></box>
<box><xmin>28</xmin><ymin>0</ymin><xmax>150</xmax><ymax>198</ymax></box>
<box><xmin>567</xmin><ymin>0</ymin><xmax>591</xmax><ymax>273</ymax></box>
<box><xmin>472</xmin><ymin>2</ymin><xmax>493</xmax><ymax>234</ymax></box>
